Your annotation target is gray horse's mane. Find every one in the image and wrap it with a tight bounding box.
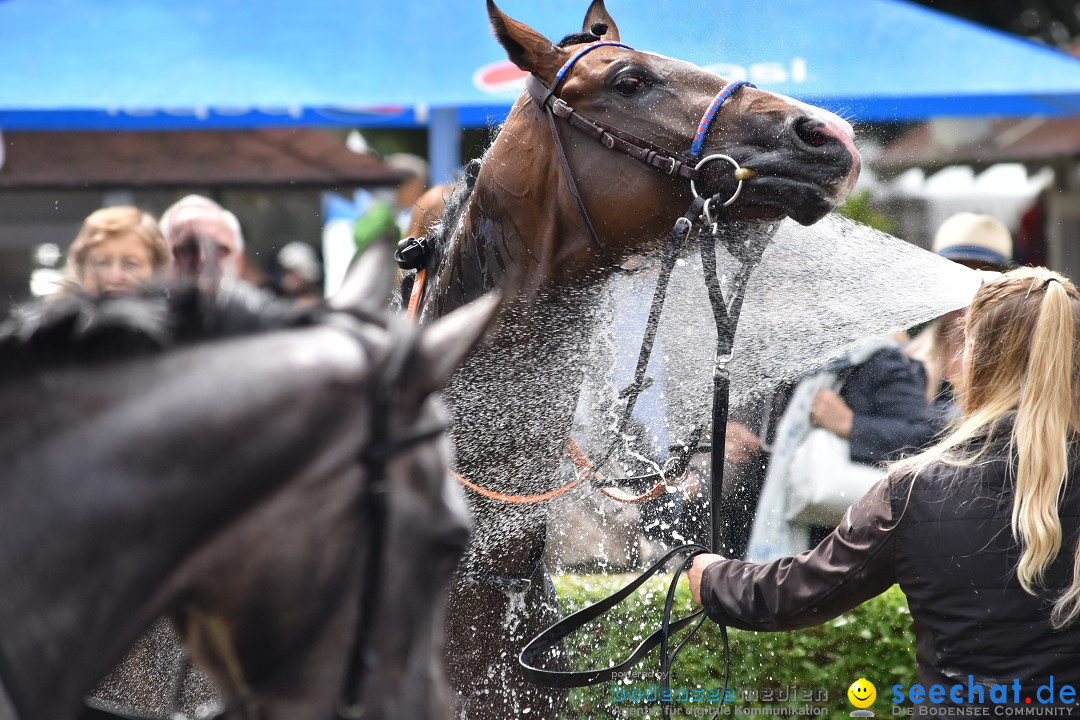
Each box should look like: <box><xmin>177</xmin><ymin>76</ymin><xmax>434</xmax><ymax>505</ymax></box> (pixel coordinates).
<box><xmin>0</xmin><ymin>283</ymin><xmax>320</xmax><ymax>377</ymax></box>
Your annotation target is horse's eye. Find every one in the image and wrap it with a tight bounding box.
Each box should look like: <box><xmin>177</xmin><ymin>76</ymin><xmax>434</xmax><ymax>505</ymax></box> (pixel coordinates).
<box><xmin>613</xmin><ymin>76</ymin><xmax>646</xmax><ymax>96</ymax></box>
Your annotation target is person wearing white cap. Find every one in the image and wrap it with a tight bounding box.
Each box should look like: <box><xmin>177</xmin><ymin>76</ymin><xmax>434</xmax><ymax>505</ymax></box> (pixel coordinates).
<box><xmin>931</xmin><ymin>212</ymin><xmax>1014</xmax><ymax>272</ymax></box>
<box><xmin>159</xmin><ymin>194</ymin><xmax>246</xmax><ymax>281</ymax></box>
<box><xmin>276</xmin><ymin>241</ymin><xmax>322</xmax><ymax>305</ymax></box>
<box><xmin>906</xmin><ymin>212</ymin><xmax>1016</xmax><ymax>431</ymax></box>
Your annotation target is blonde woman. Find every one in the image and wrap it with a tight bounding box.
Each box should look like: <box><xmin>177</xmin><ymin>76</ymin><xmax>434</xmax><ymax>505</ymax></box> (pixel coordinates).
<box><xmin>690</xmin><ymin>267</ymin><xmax>1080</xmax><ymax>708</ymax></box>
<box><xmin>64</xmin><ymin>206</ymin><xmax>170</xmax><ymax>295</ymax></box>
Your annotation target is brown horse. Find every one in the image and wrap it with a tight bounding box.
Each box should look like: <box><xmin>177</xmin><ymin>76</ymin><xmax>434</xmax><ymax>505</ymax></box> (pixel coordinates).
<box><xmin>405</xmin><ymin>1</ymin><xmax>861</xmax><ymax>717</ymax></box>
<box><xmin>0</xmin><ymin>249</ymin><xmax>497</xmax><ymax>720</ymax></box>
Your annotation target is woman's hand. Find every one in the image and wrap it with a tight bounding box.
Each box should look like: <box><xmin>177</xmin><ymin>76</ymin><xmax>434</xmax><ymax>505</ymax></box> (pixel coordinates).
<box><xmin>688</xmin><ymin>553</ymin><xmax>725</xmax><ymax>607</ymax></box>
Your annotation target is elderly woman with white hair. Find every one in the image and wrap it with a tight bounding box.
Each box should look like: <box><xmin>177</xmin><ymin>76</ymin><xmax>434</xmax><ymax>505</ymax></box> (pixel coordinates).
<box><xmin>159</xmin><ymin>194</ymin><xmax>246</xmax><ymax>280</ymax></box>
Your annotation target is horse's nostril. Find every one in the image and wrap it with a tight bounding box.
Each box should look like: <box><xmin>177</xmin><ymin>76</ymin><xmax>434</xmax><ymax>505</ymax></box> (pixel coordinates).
<box><xmin>793</xmin><ymin>117</ymin><xmax>831</xmax><ymax>148</ymax></box>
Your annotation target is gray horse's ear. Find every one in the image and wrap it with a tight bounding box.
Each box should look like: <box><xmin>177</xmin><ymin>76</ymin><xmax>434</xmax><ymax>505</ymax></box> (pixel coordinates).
<box><xmin>415</xmin><ymin>292</ymin><xmax>501</xmax><ymax>395</ymax></box>
<box><xmin>487</xmin><ymin>0</ymin><xmax>569</xmax><ymax>85</ymax></box>
<box><xmin>330</xmin><ymin>243</ymin><xmax>395</xmax><ymax>313</ymax></box>
<box><xmin>582</xmin><ymin>0</ymin><xmax>620</xmax><ymax>42</ymax></box>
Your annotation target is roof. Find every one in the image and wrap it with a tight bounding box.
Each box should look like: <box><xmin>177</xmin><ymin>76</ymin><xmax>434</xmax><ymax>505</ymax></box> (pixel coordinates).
<box><xmin>0</xmin><ymin>129</ymin><xmax>402</xmax><ymax>189</ymax></box>
<box><xmin>875</xmin><ymin>118</ymin><xmax>1080</xmax><ymax>174</ymax></box>
<box><xmin>4</xmin><ymin>0</ymin><xmax>1080</xmax><ymax>129</ymax></box>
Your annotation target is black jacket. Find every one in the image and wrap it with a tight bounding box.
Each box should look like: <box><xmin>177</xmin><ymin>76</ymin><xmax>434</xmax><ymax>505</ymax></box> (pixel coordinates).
<box><xmin>841</xmin><ymin>348</ymin><xmax>941</xmax><ymax>464</ymax></box>
<box><xmin>701</xmin><ymin>440</ymin><xmax>1080</xmax><ymax>708</ymax></box>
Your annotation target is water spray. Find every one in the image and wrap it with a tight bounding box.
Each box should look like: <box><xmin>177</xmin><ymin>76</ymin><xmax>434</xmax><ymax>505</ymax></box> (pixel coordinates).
<box><xmin>519</xmin><ymin>191</ymin><xmax>770</xmax><ymax>717</ymax></box>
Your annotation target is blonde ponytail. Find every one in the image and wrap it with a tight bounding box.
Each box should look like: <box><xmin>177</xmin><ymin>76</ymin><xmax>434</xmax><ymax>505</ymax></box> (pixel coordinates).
<box><xmin>1012</xmin><ymin>280</ymin><xmax>1073</xmax><ymax>622</ymax></box>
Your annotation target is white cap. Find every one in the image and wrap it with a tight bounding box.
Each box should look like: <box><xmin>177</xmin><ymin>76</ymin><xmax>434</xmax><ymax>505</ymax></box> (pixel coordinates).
<box><xmin>277</xmin><ymin>242</ymin><xmax>321</xmax><ymax>283</ymax></box>
<box><xmin>932</xmin><ymin>213</ymin><xmax>1013</xmax><ymax>269</ymax></box>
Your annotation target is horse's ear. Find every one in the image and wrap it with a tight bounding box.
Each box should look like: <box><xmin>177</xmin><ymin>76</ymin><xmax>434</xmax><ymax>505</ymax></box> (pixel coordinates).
<box><xmin>414</xmin><ymin>292</ymin><xmax>501</xmax><ymax>395</ymax></box>
<box><xmin>487</xmin><ymin>0</ymin><xmax>569</xmax><ymax>85</ymax></box>
<box><xmin>582</xmin><ymin>0</ymin><xmax>620</xmax><ymax>42</ymax></box>
<box><xmin>330</xmin><ymin>243</ymin><xmax>395</xmax><ymax>313</ymax></box>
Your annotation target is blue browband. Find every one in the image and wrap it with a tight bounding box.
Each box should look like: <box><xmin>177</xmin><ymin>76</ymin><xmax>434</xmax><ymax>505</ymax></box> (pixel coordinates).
<box><xmin>548</xmin><ymin>40</ymin><xmax>755</xmax><ymax>160</ymax></box>
<box><xmin>552</xmin><ymin>40</ymin><xmax>634</xmax><ymax>86</ymax></box>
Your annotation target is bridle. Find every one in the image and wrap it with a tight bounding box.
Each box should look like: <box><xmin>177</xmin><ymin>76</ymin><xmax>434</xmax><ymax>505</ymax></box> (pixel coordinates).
<box><xmin>525</xmin><ymin>38</ymin><xmax>755</xmax><ymax>262</ymax></box>
<box><xmin>194</xmin><ymin>315</ymin><xmax>450</xmax><ymax>720</ymax></box>
<box><xmin>521</xmin><ymin>37</ymin><xmax>759</xmax><ymax>501</ymax></box>
<box><xmin>337</xmin><ymin>321</ymin><xmax>448</xmax><ymax>719</ymax></box>
<box><xmin>519</xmin><ymin>38</ymin><xmax>773</xmax><ymax>716</ymax></box>
<box><xmin>396</xmin><ymin>38</ymin><xmax>754</xmax><ymax>317</ymax></box>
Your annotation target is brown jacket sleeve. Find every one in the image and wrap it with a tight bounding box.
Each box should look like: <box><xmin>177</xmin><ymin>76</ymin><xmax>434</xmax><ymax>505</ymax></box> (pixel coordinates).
<box><xmin>700</xmin><ymin>477</ymin><xmax>897</xmax><ymax>631</ymax></box>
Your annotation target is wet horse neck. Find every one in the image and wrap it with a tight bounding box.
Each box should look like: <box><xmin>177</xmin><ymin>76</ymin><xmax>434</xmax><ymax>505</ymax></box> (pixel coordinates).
<box><xmin>443</xmin><ymin>289</ymin><xmax>603</xmax><ymax>504</ymax></box>
<box><xmin>432</xmin><ymin>109</ymin><xmax>660</xmax><ymax>513</ymax></box>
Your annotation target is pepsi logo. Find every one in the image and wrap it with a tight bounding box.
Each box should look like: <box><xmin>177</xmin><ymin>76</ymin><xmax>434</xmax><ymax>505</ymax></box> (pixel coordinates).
<box><xmin>473</xmin><ymin>60</ymin><xmax>529</xmax><ymax>96</ymax></box>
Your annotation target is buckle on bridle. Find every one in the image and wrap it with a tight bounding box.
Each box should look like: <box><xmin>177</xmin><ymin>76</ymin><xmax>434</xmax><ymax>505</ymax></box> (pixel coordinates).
<box><xmin>690</xmin><ymin>153</ymin><xmax>745</xmax><ymax>208</ymax></box>
<box><xmin>394</xmin><ymin>235</ymin><xmax>433</xmax><ymax>270</ymax></box>
<box><xmin>551</xmin><ymin>98</ymin><xmax>573</xmax><ymax>119</ymax></box>
<box><xmin>660</xmin><ymin>156</ymin><xmax>679</xmax><ymax>175</ymax></box>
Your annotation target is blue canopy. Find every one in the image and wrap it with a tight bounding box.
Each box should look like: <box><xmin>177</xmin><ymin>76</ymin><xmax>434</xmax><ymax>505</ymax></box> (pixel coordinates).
<box><xmin>4</xmin><ymin>0</ymin><xmax>1080</xmax><ymax>132</ymax></box>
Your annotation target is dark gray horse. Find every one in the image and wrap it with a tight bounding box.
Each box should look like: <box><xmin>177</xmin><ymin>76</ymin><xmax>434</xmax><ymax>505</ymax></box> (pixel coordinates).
<box><xmin>0</xmin><ymin>249</ymin><xmax>497</xmax><ymax>720</ymax></box>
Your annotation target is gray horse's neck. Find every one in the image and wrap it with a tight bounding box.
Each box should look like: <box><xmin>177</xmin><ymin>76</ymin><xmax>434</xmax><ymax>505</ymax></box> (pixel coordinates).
<box><xmin>0</xmin><ymin>328</ymin><xmax>367</xmax><ymax>720</ymax></box>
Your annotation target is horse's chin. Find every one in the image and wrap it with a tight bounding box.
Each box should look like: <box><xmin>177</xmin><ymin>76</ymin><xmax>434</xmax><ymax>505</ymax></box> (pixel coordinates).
<box><xmin>734</xmin><ymin>180</ymin><xmax>846</xmax><ymax>227</ymax></box>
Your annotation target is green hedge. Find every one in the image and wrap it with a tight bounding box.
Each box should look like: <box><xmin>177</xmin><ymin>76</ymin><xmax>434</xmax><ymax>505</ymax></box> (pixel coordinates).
<box><xmin>550</xmin><ymin>574</ymin><xmax>915</xmax><ymax>717</ymax></box>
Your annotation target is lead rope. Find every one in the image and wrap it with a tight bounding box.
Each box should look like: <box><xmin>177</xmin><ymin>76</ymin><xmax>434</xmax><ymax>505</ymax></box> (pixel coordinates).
<box><xmin>519</xmin><ymin>197</ymin><xmax>768</xmax><ymax>719</ymax></box>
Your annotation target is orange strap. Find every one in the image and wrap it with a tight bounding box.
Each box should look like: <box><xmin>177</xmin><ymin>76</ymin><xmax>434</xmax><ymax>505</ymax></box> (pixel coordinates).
<box><xmin>568</xmin><ymin>437</ymin><xmax>672</xmax><ymax>503</ymax></box>
<box><xmin>563</xmin><ymin>437</ymin><xmax>599</xmax><ymax>478</ymax></box>
<box><xmin>598</xmin><ymin>481</ymin><xmax>669</xmax><ymax>504</ymax></box>
<box><xmin>406</xmin><ymin>268</ymin><xmax>427</xmax><ymax>321</ymax></box>
<box><xmin>452</xmin><ymin>470</ymin><xmax>579</xmax><ymax>505</ymax></box>
<box><xmin>451</xmin><ymin>438</ymin><xmax>591</xmax><ymax>505</ymax></box>
<box><xmin>451</xmin><ymin>437</ymin><xmax>673</xmax><ymax>505</ymax></box>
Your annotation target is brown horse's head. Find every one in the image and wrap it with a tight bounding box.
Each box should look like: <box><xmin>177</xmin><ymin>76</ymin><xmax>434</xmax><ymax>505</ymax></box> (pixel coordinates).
<box><xmin>485</xmin><ymin>0</ymin><xmax>860</xmax><ymax>262</ymax></box>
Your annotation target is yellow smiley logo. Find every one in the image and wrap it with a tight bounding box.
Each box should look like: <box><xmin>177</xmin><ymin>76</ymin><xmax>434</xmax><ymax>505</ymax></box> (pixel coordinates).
<box><xmin>847</xmin><ymin>678</ymin><xmax>877</xmax><ymax>709</ymax></box>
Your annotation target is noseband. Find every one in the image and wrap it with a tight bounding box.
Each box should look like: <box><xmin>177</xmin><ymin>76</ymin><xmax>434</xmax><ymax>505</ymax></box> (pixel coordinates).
<box><xmin>525</xmin><ymin>40</ymin><xmax>755</xmax><ymax>260</ymax></box>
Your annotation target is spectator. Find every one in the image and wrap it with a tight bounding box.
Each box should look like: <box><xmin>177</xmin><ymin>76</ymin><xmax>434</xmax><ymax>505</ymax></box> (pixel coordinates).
<box><xmin>905</xmin><ymin>212</ymin><xmax>1014</xmax><ymax>429</ymax></box>
<box><xmin>63</xmin><ymin>206</ymin><xmax>169</xmax><ymax>296</ymax></box>
<box><xmin>159</xmin><ymin>195</ymin><xmax>245</xmax><ymax>280</ymax></box>
<box><xmin>725</xmin><ymin>334</ymin><xmax>935</xmax><ymax>559</ymax></box>
<box><xmin>691</xmin><ymin>267</ymin><xmax>1080</xmax><ymax>713</ymax></box>
<box><xmin>275</xmin><ymin>241</ymin><xmax>323</xmax><ymax>305</ymax></box>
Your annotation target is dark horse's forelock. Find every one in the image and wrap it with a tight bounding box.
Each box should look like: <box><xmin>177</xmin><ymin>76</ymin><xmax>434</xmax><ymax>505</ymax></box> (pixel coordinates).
<box><xmin>558</xmin><ymin>32</ymin><xmax>601</xmax><ymax>47</ymax></box>
<box><xmin>0</xmin><ymin>284</ymin><xmax>319</xmax><ymax>377</ymax></box>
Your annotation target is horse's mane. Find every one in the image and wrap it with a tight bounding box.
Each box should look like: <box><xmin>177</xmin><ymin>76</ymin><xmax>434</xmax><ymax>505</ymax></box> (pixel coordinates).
<box><xmin>0</xmin><ymin>282</ymin><xmax>320</xmax><ymax>377</ymax></box>
<box><xmin>429</xmin><ymin>158</ymin><xmax>482</xmax><ymax>258</ymax></box>
<box><xmin>399</xmin><ymin>158</ymin><xmax>483</xmax><ymax>306</ymax></box>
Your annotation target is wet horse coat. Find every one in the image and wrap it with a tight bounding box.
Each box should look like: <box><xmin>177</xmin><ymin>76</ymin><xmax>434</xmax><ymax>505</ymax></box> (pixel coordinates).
<box><xmin>0</xmin><ymin>252</ymin><xmax>497</xmax><ymax>720</ymax></box>
<box><xmin>407</xmin><ymin>2</ymin><xmax>861</xmax><ymax>717</ymax></box>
